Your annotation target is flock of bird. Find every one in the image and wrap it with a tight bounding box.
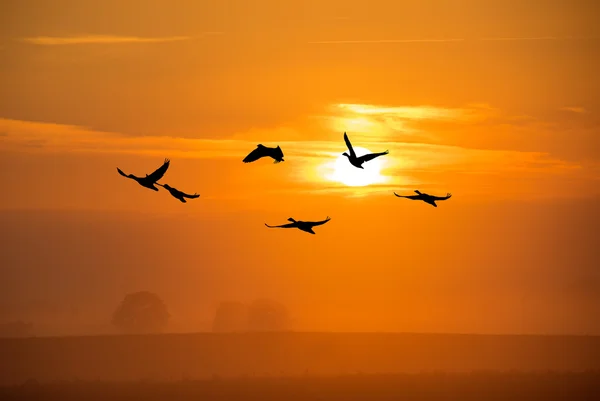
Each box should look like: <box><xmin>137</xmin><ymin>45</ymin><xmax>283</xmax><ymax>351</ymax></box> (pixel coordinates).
<box><xmin>116</xmin><ymin>132</ymin><xmax>452</xmax><ymax>234</ymax></box>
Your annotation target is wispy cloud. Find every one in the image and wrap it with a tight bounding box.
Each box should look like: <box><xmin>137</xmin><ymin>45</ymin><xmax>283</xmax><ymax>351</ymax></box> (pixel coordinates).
<box><xmin>479</xmin><ymin>36</ymin><xmax>595</xmax><ymax>42</ymax></box>
<box><xmin>323</xmin><ymin>103</ymin><xmax>494</xmax><ymax>140</ymax></box>
<box><xmin>560</xmin><ymin>106</ymin><xmax>587</xmax><ymax>114</ymax></box>
<box><xmin>0</xmin><ymin>115</ymin><xmax>585</xmax><ymax>199</ymax></box>
<box><xmin>335</xmin><ymin>104</ymin><xmax>483</xmax><ymax>120</ymax></box>
<box><xmin>309</xmin><ymin>38</ymin><xmax>465</xmax><ymax>44</ymax></box>
<box><xmin>19</xmin><ymin>35</ymin><xmax>194</xmax><ymax>46</ymax></box>
<box><xmin>310</xmin><ymin>36</ymin><xmax>597</xmax><ymax>45</ymax></box>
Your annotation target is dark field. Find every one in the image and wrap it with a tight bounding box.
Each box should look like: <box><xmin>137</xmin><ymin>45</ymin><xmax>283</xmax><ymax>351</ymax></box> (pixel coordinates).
<box><xmin>2</xmin><ymin>333</ymin><xmax>600</xmax><ymax>400</ymax></box>
<box><xmin>2</xmin><ymin>372</ymin><xmax>600</xmax><ymax>401</ymax></box>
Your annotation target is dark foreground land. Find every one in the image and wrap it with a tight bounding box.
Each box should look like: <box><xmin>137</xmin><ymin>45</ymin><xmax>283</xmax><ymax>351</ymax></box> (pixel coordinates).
<box><xmin>2</xmin><ymin>372</ymin><xmax>600</xmax><ymax>401</ymax></box>
<box><xmin>1</xmin><ymin>332</ymin><xmax>600</xmax><ymax>397</ymax></box>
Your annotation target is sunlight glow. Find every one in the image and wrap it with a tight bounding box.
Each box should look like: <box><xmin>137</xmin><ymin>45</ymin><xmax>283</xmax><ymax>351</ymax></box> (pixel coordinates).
<box><xmin>323</xmin><ymin>146</ymin><xmax>389</xmax><ymax>187</ymax></box>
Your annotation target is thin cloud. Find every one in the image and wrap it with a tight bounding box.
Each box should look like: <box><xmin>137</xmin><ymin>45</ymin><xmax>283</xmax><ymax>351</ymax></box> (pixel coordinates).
<box><xmin>560</xmin><ymin>106</ymin><xmax>587</xmax><ymax>114</ymax></box>
<box><xmin>309</xmin><ymin>38</ymin><xmax>465</xmax><ymax>44</ymax></box>
<box><xmin>19</xmin><ymin>35</ymin><xmax>192</xmax><ymax>45</ymax></box>
<box><xmin>324</xmin><ymin>103</ymin><xmax>494</xmax><ymax>140</ymax></box>
<box><xmin>479</xmin><ymin>36</ymin><xmax>595</xmax><ymax>42</ymax></box>
<box><xmin>309</xmin><ymin>36</ymin><xmax>596</xmax><ymax>45</ymax></box>
<box><xmin>0</xmin><ymin>116</ymin><xmax>581</xmax><ymax>188</ymax></box>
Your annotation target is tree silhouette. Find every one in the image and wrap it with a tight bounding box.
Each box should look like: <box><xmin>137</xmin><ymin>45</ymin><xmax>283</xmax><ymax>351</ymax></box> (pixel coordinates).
<box><xmin>111</xmin><ymin>291</ymin><xmax>170</xmax><ymax>334</ymax></box>
<box><xmin>212</xmin><ymin>301</ymin><xmax>248</xmax><ymax>332</ymax></box>
<box><xmin>247</xmin><ymin>298</ymin><xmax>291</xmax><ymax>332</ymax></box>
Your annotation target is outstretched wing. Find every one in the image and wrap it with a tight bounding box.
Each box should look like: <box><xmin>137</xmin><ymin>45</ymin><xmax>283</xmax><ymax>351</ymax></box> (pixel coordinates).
<box><xmin>265</xmin><ymin>223</ymin><xmax>296</xmax><ymax>228</ymax></box>
<box><xmin>310</xmin><ymin>216</ymin><xmax>331</xmax><ymax>227</ymax></box>
<box><xmin>146</xmin><ymin>159</ymin><xmax>170</xmax><ymax>182</ymax></box>
<box><xmin>432</xmin><ymin>193</ymin><xmax>452</xmax><ymax>201</ymax></box>
<box><xmin>243</xmin><ymin>146</ymin><xmax>267</xmax><ymax>163</ymax></box>
<box><xmin>424</xmin><ymin>200</ymin><xmax>438</xmax><ymax>207</ymax></box>
<box><xmin>343</xmin><ymin>132</ymin><xmax>356</xmax><ymax>158</ymax></box>
<box><xmin>357</xmin><ymin>150</ymin><xmax>389</xmax><ymax>163</ymax></box>
<box><xmin>394</xmin><ymin>192</ymin><xmax>419</xmax><ymax>200</ymax></box>
<box><xmin>117</xmin><ymin>168</ymin><xmax>131</xmax><ymax>178</ymax></box>
<box><xmin>182</xmin><ymin>192</ymin><xmax>200</xmax><ymax>199</ymax></box>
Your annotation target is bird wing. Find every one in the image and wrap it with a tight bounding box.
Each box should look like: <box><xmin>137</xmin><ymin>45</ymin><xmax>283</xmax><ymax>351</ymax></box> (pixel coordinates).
<box><xmin>424</xmin><ymin>200</ymin><xmax>438</xmax><ymax>207</ymax></box>
<box><xmin>265</xmin><ymin>222</ymin><xmax>296</xmax><ymax>228</ymax></box>
<box><xmin>343</xmin><ymin>132</ymin><xmax>356</xmax><ymax>158</ymax></box>
<box><xmin>357</xmin><ymin>150</ymin><xmax>389</xmax><ymax>163</ymax></box>
<box><xmin>309</xmin><ymin>216</ymin><xmax>331</xmax><ymax>227</ymax></box>
<box><xmin>182</xmin><ymin>192</ymin><xmax>200</xmax><ymax>199</ymax></box>
<box><xmin>394</xmin><ymin>192</ymin><xmax>419</xmax><ymax>200</ymax></box>
<box><xmin>147</xmin><ymin>159</ymin><xmax>170</xmax><ymax>182</ymax></box>
<box><xmin>267</xmin><ymin>146</ymin><xmax>284</xmax><ymax>162</ymax></box>
<box><xmin>117</xmin><ymin>168</ymin><xmax>131</xmax><ymax>178</ymax></box>
<box><xmin>243</xmin><ymin>146</ymin><xmax>266</xmax><ymax>163</ymax></box>
<box><xmin>432</xmin><ymin>193</ymin><xmax>452</xmax><ymax>201</ymax></box>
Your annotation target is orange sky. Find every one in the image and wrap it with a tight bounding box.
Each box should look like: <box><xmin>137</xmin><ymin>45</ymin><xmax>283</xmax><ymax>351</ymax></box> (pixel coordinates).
<box><xmin>0</xmin><ymin>0</ymin><xmax>599</xmax><ymax>335</ymax></box>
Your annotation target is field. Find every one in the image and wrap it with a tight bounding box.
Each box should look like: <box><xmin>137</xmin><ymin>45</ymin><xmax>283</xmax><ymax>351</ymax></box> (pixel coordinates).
<box><xmin>2</xmin><ymin>372</ymin><xmax>599</xmax><ymax>401</ymax></box>
<box><xmin>1</xmin><ymin>333</ymin><xmax>599</xmax><ymax>400</ymax></box>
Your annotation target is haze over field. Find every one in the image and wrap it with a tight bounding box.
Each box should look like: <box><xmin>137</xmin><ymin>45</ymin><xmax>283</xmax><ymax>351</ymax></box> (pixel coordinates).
<box><xmin>0</xmin><ymin>0</ymin><xmax>599</xmax><ymax>337</ymax></box>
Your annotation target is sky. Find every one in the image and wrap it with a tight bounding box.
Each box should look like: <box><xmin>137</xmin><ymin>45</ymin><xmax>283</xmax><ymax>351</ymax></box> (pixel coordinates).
<box><xmin>0</xmin><ymin>0</ymin><xmax>599</xmax><ymax>336</ymax></box>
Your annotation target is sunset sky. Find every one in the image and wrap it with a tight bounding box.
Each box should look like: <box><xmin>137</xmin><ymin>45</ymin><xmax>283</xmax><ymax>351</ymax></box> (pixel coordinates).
<box><xmin>1</xmin><ymin>0</ymin><xmax>599</xmax><ymax>336</ymax></box>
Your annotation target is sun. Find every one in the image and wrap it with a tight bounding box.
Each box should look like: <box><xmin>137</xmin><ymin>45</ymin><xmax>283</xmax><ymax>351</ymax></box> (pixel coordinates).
<box><xmin>326</xmin><ymin>146</ymin><xmax>388</xmax><ymax>187</ymax></box>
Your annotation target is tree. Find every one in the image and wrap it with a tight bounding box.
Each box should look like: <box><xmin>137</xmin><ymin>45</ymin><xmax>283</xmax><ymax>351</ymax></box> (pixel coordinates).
<box><xmin>212</xmin><ymin>301</ymin><xmax>248</xmax><ymax>332</ymax></box>
<box><xmin>111</xmin><ymin>291</ymin><xmax>170</xmax><ymax>334</ymax></box>
<box><xmin>247</xmin><ymin>298</ymin><xmax>291</xmax><ymax>332</ymax></box>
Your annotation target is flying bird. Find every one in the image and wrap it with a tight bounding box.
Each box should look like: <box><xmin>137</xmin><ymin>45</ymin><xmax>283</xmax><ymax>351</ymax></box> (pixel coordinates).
<box><xmin>394</xmin><ymin>190</ymin><xmax>452</xmax><ymax>207</ymax></box>
<box><xmin>156</xmin><ymin>183</ymin><xmax>200</xmax><ymax>203</ymax></box>
<box><xmin>243</xmin><ymin>144</ymin><xmax>285</xmax><ymax>164</ymax></box>
<box><xmin>116</xmin><ymin>158</ymin><xmax>170</xmax><ymax>191</ymax></box>
<box><xmin>265</xmin><ymin>216</ymin><xmax>331</xmax><ymax>235</ymax></box>
<box><xmin>342</xmin><ymin>132</ymin><xmax>388</xmax><ymax>169</ymax></box>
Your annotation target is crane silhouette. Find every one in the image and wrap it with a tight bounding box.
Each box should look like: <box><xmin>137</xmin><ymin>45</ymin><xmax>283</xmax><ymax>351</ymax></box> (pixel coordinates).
<box><xmin>265</xmin><ymin>216</ymin><xmax>331</xmax><ymax>234</ymax></box>
<box><xmin>394</xmin><ymin>190</ymin><xmax>452</xmax><ymax>207</ymax></box>
<box><xmin>156</xmin><ymin>183</ymin><xmax>200</xmax><ymax>203</ymax></box>
<box><xmin>116</xmin><ymin>159</ymin><xmax>170</xmax><ymax>191</ymax></box>
<box><xmin>342</xmin><ymin>132</ymin><xmax>388</xmax><ymax>169</ymax></box>
<box><xmin>243</xmin><ymin>144</ymin><xmax>285</xmax><ymax>164</ymax></box>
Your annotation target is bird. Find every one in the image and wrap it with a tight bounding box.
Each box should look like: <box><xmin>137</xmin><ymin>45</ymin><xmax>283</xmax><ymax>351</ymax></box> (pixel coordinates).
<box><xmin>265</xmin><ymin>216</ymin><xmax>331</xmax><ymax>235</ymax></box>
<box><xmin>393</xmin><ymin>190</ymin><xmax>452</xmax><ymax>207</ymax></box>
<box><xmin>116</xmin><ymin>158</ymin><xmax>170</xmax><ymax>191</ymax></box>
<box><xmin>342</xmin><ymin>132</ymin><xmax>388</xmax><ymax>169</ymax></box>
<box><xmin>156</xmin><ymin>183</ymin><xmax>200</xmax><ymax>203</ymax></box>
<box><xmin>243</xmin><ymin>144</ymin><xmax>284</xmax><ymax>164</ymax></box>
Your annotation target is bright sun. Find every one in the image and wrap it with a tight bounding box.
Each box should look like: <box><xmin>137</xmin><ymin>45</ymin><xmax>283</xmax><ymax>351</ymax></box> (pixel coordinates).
<box><xmin>326</xmin><ymin>146</ymin><xmax>387</xmax><ymax>187</ymax></box>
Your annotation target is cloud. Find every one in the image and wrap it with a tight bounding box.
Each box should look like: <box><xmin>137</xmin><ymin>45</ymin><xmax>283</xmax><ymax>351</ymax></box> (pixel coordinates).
<box><xmin>322</xmin><ymin>103</ymin><xmax>495</xmax><ymax>141</ymax></box>
<box><xmin>309</xmin><ymin>36</ymin><xmax>597</xmax><ymax>45</ymax></box>
<box><xmin>309</xmin><ymin>38</ymin><xmax>465</xmax><ymax>44</ymax></box>
<box><xmin>335</xmin><ymin>104</ymin><xmax>483</xmax><ymax>120</ymax></box>
<box><xmin>0</xmin><ymin>115</ymin><xmax>586</xmax><ymax>200</ymax></box>
<box><xmin>19</xmin><ymin>35</ymin><xmax>193</xmax><ymax>45</ymax></box>
<box><xmin>479</xmin><ymin>36</ymin><xmax>595</xmax><ymax>42</ymax></box>
<box><xmin>560</xmin><ymin>106</ymin><xmax>587</xmax><ymax>114</ymax></box>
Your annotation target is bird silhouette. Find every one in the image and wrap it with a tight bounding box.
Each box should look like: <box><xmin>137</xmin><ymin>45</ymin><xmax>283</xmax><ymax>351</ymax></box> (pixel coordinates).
<box><xmin>265</xmin><ymin>216</ymin><xmax>331</xmax><ymax>234</ymax></box>
<box><xmin>116</xmin><ymin>158</ymin><xmax>170</xmax><ymax>191</ymax></box>
<box><xmin>342</xmin><ymin>132</ymin><xmax>388</xmax><ymax>169</ymax></box>
<box><xmin>394</xmin><ymin>190</ymin><xmax>452</xmax><ymax>207</ymax></box>
<box><xmin>156</xmin><ymin>183</ymin><xmax>200</xmax><ymax>203</ymax></box>
<box><xmin>243</xmin><ymin>144</ymin><xmax>285</xmax><ymax>164</ymax></box>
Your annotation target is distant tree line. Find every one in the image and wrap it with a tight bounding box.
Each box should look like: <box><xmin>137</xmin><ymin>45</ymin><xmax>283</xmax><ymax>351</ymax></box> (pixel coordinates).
<box><xmin>212</xmin><ymin>299</ymin><xmax>291</xmax><ymax>332</ymax></box>
<box><xmin>110</xmin><ymin>291</ymin><xmax>291</xmax><ymax>334</ymax></box>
